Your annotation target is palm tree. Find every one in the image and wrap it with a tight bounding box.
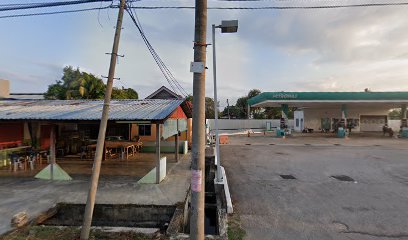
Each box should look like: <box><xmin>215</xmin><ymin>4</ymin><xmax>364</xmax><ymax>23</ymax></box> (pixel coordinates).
<box><xmin>78</xmin><ymin>73</ymin><xmax>105</xmax><ymax>99</ymax></box>
<box><xmin>66</xmin><ymin>73</ymin><xmax>105</xmax><ymax>99</ymax></box>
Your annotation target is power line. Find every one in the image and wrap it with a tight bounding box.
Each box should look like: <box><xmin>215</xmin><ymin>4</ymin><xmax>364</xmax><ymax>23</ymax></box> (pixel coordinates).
<box><xmin>0</xmin><ymin>0</ymin><xmax>113</xmax><ymax>12</ymax></box>
<box><xmin>0</xmin><ymin>6</ymin><xmax>112</xmax><ymax>19</ymax></box>
<box><xmin>127</xmin><ymin>2</ymin><xmax>408</xmax><ymax>10</ymax></box>
<box><xmin>126</xmin><ymin>1</ymin><xmax>190</xmax><ymax>97</ymax></box>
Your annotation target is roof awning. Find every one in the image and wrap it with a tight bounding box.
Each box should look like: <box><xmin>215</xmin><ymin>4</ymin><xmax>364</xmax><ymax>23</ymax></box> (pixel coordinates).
<box><xmin>248</xmin><ymin>92</ymin><xmax>408</xmax><ymax>108</ymax></box>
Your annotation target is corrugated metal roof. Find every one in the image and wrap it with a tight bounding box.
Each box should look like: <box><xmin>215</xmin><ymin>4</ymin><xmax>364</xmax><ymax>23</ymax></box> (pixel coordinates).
<box><xmin>0</xmin><ymin>99</ymin><xmax>185</xmax><ymax>121</ymax></box>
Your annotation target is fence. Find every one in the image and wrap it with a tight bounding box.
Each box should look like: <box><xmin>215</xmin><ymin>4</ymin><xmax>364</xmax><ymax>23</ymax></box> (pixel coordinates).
<box><xmin>207</xmin><ymin>119</ymin><xmax>294</xmax><ymax>131</ymax></box>
<box><xmin>207</xmin><ymin>119</ymin><xmax>402</xmax><ymax>132</ymax></box>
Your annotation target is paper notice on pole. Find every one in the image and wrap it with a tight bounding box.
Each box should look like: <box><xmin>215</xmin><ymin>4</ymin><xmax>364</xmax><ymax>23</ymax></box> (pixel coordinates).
<box><xmin>191</xmin><ymin>170</ymin><xmax>202</xmax><ymax>192</ymax></box>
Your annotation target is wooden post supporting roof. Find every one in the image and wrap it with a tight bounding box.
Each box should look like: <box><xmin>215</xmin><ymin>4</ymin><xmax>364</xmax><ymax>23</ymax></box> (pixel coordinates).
<box><xmin>156</xmin><ymin>123</ymin><xmax>161</xmax><ymax>184</ymax></box>
<box><xmin>175</xmin><ymin>120</ymin><xmax>179</xmax><ymax>162</ymax></box>
<box><xmin>50</xmin><ymin>126</ymin><xmax>56</xmax><ymax>180</ymax></box>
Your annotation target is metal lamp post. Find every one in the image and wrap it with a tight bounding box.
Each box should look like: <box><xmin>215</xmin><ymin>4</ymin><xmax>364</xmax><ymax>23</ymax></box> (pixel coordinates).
<box><xmin>212</xmin><ymin>20</ymin><xmax>238</xmax><ymax>183</ymax></box>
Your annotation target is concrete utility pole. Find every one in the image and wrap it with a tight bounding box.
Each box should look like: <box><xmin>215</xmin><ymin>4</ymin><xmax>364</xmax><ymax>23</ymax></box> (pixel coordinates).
<box><xmin>227</xmin><ymin>99</ymin><xmax>230</xmax><ymax>119</ymax></box>
<box><xmin>190</xmin><ymin>0</ymin><xmax>207</xmax><ymax>239</ymax></box>
<box><xmin>80</xmin><ymin>0</ymin><xmax>126</xmax><ymax>239</ymax></box>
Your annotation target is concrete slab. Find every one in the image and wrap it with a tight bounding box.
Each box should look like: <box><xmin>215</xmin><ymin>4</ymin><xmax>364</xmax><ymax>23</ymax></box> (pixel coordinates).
<box><xmin>0</xmin><ymin>153</ymin><xmax>191</xmax><ymax>235</ymax></box>
<box><xmin>222</xmin><ymin>135</ymin><xmax>408</xmax><ymax>240</ymax></box>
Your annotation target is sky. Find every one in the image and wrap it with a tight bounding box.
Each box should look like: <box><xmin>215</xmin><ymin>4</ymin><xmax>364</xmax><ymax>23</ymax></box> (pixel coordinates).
<box><xmin>1</xmin><ymin>0</ymin><xmax>408</xmax><ymax>108</ymax></box>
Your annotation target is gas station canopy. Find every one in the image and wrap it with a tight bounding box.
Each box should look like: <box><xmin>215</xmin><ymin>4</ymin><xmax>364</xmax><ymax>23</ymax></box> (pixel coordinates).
<box><xmin>248</xmin><ymin>92</ymin><xmax>408</xmax><ymax>108</ymax></box>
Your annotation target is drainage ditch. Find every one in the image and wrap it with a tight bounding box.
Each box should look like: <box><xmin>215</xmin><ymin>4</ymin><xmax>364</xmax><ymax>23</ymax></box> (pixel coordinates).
<box><xmin>175</xmin><ymin>152</ymin><xmax>227</xmax><ymax>237</ymax></box>
<box><xmin>33</xmin><ymin>149</ymin><xmax>227</xmax><ymax>239</ymax></box>
<box><xmin>39</xmin><ymin>203</ymin><xmax>176</xmax><ymax>231</ymax></box>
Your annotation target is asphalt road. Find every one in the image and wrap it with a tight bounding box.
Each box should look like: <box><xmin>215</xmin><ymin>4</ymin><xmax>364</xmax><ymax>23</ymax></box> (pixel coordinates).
<box><xmin>222</xmin><ymin>136</ymin><xmax>408</xmax><ymax>240</ymax></box>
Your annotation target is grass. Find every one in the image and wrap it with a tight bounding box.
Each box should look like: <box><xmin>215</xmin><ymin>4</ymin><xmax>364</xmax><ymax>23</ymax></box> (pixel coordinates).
<box><xmin>0</xmin><ymin>226</ymin><xmax>165</xmax><ymax>240</ymax></box>
<box><xmin>227</xmin><ymin>213</ymin><xmax>246</xmax><ymax>240</ymax></box>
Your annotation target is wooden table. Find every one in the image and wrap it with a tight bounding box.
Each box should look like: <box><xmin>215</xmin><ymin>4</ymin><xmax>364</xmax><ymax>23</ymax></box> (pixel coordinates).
<box><xmin>88</xmin><ymin>141</ymin><xmax>140</xmax><ymax>160</ymax></box>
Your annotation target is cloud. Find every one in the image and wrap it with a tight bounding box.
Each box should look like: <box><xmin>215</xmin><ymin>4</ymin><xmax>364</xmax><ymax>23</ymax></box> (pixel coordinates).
<box><xmin>2</xmin><ymin>2</ymin><xmax>408</xmax><ymax>107</ymax></box>
<box><xmin>241</xmin><ymin>6</ymin><xmax>408</xmax><ymax>64</ymax></box>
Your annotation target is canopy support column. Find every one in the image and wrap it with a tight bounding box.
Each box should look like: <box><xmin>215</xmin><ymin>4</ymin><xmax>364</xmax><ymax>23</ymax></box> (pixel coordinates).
<box><xmin>401</xmin><ymin>104</ymin><xmax>407</xmax><ymax>128</ymax></box>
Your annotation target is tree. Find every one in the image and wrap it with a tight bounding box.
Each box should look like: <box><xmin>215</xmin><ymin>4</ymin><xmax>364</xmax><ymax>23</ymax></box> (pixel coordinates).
<box><xmin>235</xmin><ymin>96</ymin><xmax>249</xmax><ymax>118</ymax></box>
<box><xmin>186</xmin><ymin>95</ymin><xmax>218</xmax><ymax>119</ymax></box>
<box><xmin>389</xmin><ymin>109</ymin><xmax>402</xmax><ymax>120</ymax></box>
<box><xmin>264</xmin><ymin>107</ymin><xmax>281</xmax><ymax>119</ymax></box>
<box><xmin>45</xmin><ymin>66</ymin><xmax>138</xmax><ymax>100</ymax></box>
<box><xmin>205</xmin><ymin>97</ymin><xmax>216</xmax><ymax>119</ymax></box>
<box><xmin>44</xmin><ymin>80</ymin><xmax>66</xmax><ymax>100</ymax></box>
<box><xmin>234</xmin><ymin>89</ymin><xmax>263</xmax><ymax>119</ymax></box>
<box><xmin>70</xmin><ymin>72</ymin><xmax>105</xmax><ymax>99</ymax></box>
<box><xmin>248</xmin><ymin>89</ymin><xmax>261</xmax><ymax>99</ymax></box>
<box><xmin>111</xmin><ymin>87</ymin><xmax>139</xmax><ymax>99</ymax></box>
<box><xmin>221</xmin><ymin>105</ymin><xmax>241</xmax><ymax>119</ymax></box>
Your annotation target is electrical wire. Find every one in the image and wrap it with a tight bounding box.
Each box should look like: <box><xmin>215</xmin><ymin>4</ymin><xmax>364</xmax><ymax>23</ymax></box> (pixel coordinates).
<box><xmin>0</xmin><ymin>0</ymin><xmax>113</xmax><ymax>12</ymax></box>
<box><xmin>126</xmin><ymin>1</ymin><xmax>190</xmax><ymax>98</ymax></box>
<box><xmin>0</xmin><ymin>6</ymin><xmax>112</xmax><ymax>19</ymax></box>
<box><xmin>126</xmin><ymin>2</ymin><xmax>408</xmax><ymax>10</ymax></box>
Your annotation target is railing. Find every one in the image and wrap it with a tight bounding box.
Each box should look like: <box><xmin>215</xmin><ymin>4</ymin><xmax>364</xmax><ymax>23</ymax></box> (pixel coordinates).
<box><xmin>0</xmin><ymin>146</ymin><xmax>29</xmax><ymax>167</ymax></box>
<box><xmin>0</xmin><ymin>140</ymin><xmax>23</xmax><ymax>150</ymax></box>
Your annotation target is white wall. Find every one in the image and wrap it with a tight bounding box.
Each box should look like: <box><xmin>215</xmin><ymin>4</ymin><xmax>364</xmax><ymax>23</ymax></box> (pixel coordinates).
<box><xmin>206</xmin><ymin>118</ymin><xmax>402</xmax><ymax>132</ymax></box>
<box><xmin>304</xmin><ymin>107</ymin><xmax>390</xmax><ymax>132</ymax></box>
<box><xmin>207</xmin><ymin>119</ymin><xmax>294</xmax><ymax>130</ymax></box>
<box><xmin>0</xmin><ymin>79</ymin><xmax>10</xmax><ymax>98</ymax></box>
<box><xmin>388</xmin><ymin>120</ymin><xmax>402</xmax><ymax>132</ymax></box>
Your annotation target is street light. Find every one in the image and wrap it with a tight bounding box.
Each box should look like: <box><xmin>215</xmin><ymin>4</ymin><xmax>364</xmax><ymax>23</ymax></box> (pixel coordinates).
<box><xmin>212</xmin><ymin>20</ymin><xmax>238</xmax><ymax>183</ymax></box>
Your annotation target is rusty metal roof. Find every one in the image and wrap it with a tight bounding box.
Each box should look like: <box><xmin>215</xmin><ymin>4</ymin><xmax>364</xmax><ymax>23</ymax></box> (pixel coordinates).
<box><xmin>0</xmin><ymin>99</ymin><xmax>186</xmax><ymax>121</ymax></box>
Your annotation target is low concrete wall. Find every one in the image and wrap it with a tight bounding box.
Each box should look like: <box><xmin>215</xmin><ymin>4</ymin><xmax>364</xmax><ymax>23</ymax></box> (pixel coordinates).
<box><xmin>141</xmin><ymin>141</ymin><xmax>188</xmax><ymax>154</ymax></box>
<box><xmin>207</xmin><ymin>119</ymin><xmax>294</xmax><ymax>130</ymax></box>
<box><xmin>138</xmin><ymin>157</ymin><xmax>167</xmax><ymax>184</ymax></box>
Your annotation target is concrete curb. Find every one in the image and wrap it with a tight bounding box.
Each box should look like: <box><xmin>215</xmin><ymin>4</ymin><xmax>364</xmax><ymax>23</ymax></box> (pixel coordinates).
<box><xmin>221</xmin><ymin>166</ymin><xmax>233</xmax><ymax>214</ymax></box>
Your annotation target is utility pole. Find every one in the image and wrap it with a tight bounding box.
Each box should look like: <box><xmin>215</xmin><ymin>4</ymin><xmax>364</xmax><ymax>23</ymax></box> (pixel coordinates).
<box><xmin>190</xmin><ymin>0</ymin><xmax>207</xmax><ymax>239</ymax></box>
<box><xmin>80</xmin><ymin>0</ymin><xmax>126</xmax><ymax>239</ymax></box>
<box><xmin>227</xmin><ymin>99</ymin><xmax>230</xmax><ymax>119</ymax></box>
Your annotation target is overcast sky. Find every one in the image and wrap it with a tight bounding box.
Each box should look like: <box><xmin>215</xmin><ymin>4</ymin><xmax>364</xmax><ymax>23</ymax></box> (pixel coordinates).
<box><xmin>1</xmin><ymin>0</ymin><xmax>408</xmax><ymax>107</ymax></box>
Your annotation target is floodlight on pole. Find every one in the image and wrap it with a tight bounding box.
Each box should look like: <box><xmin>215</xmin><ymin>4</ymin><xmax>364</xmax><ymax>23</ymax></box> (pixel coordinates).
<box><xmin>212</xmin><ymin>20</ymin><xmax>238</xmax><ymax>183</ymax></box>
<box><xmin>219</xmin><ymin>20</ymin><xmax>238</xmax><ymax>33</ymax></box>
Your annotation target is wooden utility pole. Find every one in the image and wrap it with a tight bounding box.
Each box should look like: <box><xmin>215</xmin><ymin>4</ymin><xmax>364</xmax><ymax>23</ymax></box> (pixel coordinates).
<box><xmin>190</xmin><ymin>0</ymin><xmax>207</xmax><ymax>239</ymax></box>
<box><xmin>49</xmin><ymin>126</ymin><xmax>56</xmax><ymax>180</ymax></box>
<box><xmin>80</xmin><ymin>0</ymin><xmax>126</xmax><ymax>239</ymax></box>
